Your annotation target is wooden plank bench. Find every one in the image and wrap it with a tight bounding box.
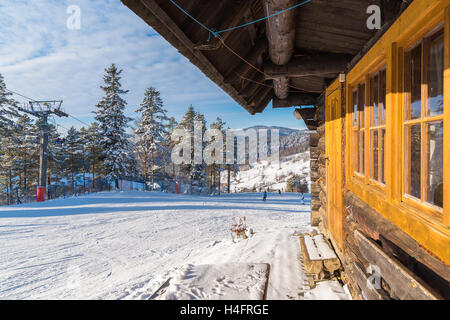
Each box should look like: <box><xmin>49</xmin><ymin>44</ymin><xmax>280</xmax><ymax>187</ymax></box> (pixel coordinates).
<box><xmin>299</xmin><ymin>234</ymin><xmax>341</xmax><ymax>288</ymax></box>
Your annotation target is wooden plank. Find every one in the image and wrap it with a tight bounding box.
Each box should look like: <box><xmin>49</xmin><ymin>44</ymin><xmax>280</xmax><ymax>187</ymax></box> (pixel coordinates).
<box><xmin>444</xmin><ymin>5</ymin><xmax>450</xmax><ymax>226</ymax></box>
<box><xmin>273</xmin><ymin>94</ymin><xmax>318</xmax><ymax>108</ymax></box>
<box><xmin>264</xmin><ymin>54</ymin><xmax>351</xmax><ymax>79</ymax></box>
<box><xmin>305</xmin><ymin>119</ymin><xmax>318</xmax><ymax>131</ymax></box>
<box><xmin>299</xmin><ymin>236</ymin><xmax>323</xmax><ymax>276</ymax></box>
<box><xmin>355</xmin><ymin>230</ymin><xmax>441</xmax><ymax>300</ymax></box>
<box><xmin>345</xmin><ymin>191</ymin><xmax>450</xmax><ymax>282</ymax></box>
<box><xmin>325</xmin><ymin>79</ymin><xmax>344</xmax><ymax>249</ymax></box>
<box><xmin>352</xmin><ymin>262</ymin><xmax>390</xmax><ymax>300</ymax></box>
<box><xmin>294</xmin><ymin>107</ymin><xmax>317</xmax><ymax>120</ymax></box>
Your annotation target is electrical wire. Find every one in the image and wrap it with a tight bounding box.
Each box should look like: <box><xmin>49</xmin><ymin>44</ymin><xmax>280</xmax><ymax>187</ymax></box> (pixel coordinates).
<box><xmin>168</xmin><ymin>0</ymin><xmax>312</xmax><ymax>40</ymax></box>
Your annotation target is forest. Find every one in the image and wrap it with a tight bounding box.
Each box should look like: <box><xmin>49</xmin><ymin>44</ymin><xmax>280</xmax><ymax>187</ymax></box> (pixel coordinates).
<box><xmin>0</xmin><ymin>64</ymin><xmax>238</xmax><ymax>205</ymax></box>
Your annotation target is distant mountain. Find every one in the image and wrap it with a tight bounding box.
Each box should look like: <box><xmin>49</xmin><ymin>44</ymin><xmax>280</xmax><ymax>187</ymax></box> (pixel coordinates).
<box><xmin>229</xmin><ymin>126</ymin><xmax>309</xmax><ymax>165</ymax></box>
<box><xmin>240</xmin><ymin>126</ymin><xmax>301</xmax><ymax>137</ymax></box>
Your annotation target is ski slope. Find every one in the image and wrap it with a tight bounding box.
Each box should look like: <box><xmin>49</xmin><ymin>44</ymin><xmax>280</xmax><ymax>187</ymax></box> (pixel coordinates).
<box><xmin>0</xmin><ymin>191</ymin><xmax>350</xmax><ymax>300</ymax></box>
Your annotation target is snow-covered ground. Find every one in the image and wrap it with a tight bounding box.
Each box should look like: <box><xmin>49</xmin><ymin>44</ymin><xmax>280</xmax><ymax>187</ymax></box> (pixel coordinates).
<box><xmin>226</xmin><ymin>153</ymin><xmax>310</xmax><ymax>192</ymax></box>
<box><xmin>0</xmin><ymin>191</ymin><xmax>350</xmax><ymax>300</ymax></box>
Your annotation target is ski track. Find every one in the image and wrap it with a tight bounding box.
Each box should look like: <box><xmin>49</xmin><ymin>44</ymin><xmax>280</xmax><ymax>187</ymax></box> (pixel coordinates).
<box><xmin>0</xmin><ymin>191</ymin><xmax>313</xmax><ymax>300</ymax></box>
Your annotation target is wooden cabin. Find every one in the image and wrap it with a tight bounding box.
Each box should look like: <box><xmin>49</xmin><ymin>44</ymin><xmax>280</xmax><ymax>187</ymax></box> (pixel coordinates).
<box><xmin>121</xmin><ymin>0</ymin><xmax>450</xmax><ymax>299</ymax></box>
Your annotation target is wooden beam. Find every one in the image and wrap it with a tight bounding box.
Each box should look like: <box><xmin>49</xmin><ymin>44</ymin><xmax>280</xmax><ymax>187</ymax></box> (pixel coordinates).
<box><xmin>273</xmin><ymin>94</ymin><xmax>318</xmax><ymax>108</ymax></box>
<box><xmin>264</xmin><ymin>54</ymin><xmax>351</xmax><ymax>79</ymax></box>
<box><xmin>263</xmin><ymin>0</ymin><xmax>297</xmax><ymax>99</ymax></box>
<box><xmin>124</xmin><ymin>0</ymin><xmax>252</xmax><ymax>113</ymax></box>
<box><xmin>193</xmin><ymin>0</ymin><xmax>252</xmax><ymax>51</ymax></box>
<box><xmin>241</xmin><ymin>73</ymin><xmax>265</xmax><ymax>99</ymax></box>
<box><xmin>272</xmin><ymin>77</ymin><xmax>289</xmax><ymax>100</ymax></box>
<box><xmin>352</xmin><ymin>262</ymin><xmax>390</xmax><ymax>300</ymax></box>
<box><xmin>264</xmin><ymin>0</ymin><xmax>296</xmax><ymax>65</ymax></box>
<box><xmin>294</xmin><ymin>107</ymin><xmax>317</xmax><ymax>120</ymax></box>
<box><xmin>305</xmin><ymin>119</ymin><xmax>318</xmax><ymax>131</ymax></box>
<box><xmin>355</xmin><ymin>230</ymin><xmax>441</xmax><ymax>300</ymax></box>
<box><xmin>224</xmin><ymin>37</ymin><xmax>268</xmax><ymax>85</ymax></box>
<box><xmin>248</xmin><ymin>85</ymin><xmax>271</xmax><ymax>109</ymax></box>
<box><xmin>254</xmin><ymin>91</ymin><xmax>273</xmax><ymax>114</ymax></box>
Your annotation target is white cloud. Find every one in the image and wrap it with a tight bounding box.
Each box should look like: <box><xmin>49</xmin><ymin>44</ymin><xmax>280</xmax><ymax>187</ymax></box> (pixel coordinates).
<box><xmin>0</xmin><ymin>0</ymin><xmax>231</xmax><ymax>127</ymax></box>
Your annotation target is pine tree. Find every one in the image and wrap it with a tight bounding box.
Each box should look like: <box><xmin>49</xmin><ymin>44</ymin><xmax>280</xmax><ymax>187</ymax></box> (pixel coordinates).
<box><xmin>0</xmin><ymin>133</ymin><xmax>16</xmax><ymax>204</ymax></box>
<box><xmin>63</xmin><ymin>126</ymin><xmax>83</xmax><ymax>192</ymax></box>
<box><xmin>135</xmin><ymin>87</ymin><xmax>169</xmax><ymax>187</ymax></box>
<box><xmin>176</xmin><ymin>106</ymin><xmax>207</xmax><ymax>189</ymax></box>
<box><xmin>15</xmin><ymin>114</ymin><xmax>39</xmax><ymax>197</ymax></box>
<box><xmin>93</xmin><ymin>64</ymin><xmax>132</xmax><ymax>188</ymax></box>
<box><xmin>164</xmin><ymin>116</ymin><xmax>178</xmax><ymax>179</ymax></box>
<box><xmin>207</xmin><ymin>117</ymin><xmax>226</xmax><ymax>191</ymax></box>
<box><xmin>85</xmin><ymin>122</ymin><xmax>103</xmax><ymax>191</ymax></box>
<box><xmin>0</xmin><ymin>73</ymin><xmax>18</xmax><ymax>136</ymax></box>
<box><xmin>47</xmin><ymin>123</ymin><xmax>65</xmax><ymax>198</ymax></box>
<box><xmin>176</xmin><ymin>105</ymin><xmax>196</xmax><ymax>185</ymax></box>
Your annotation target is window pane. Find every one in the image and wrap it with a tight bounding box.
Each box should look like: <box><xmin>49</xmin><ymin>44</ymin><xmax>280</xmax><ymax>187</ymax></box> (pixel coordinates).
<box><xmin>372</xmin><ymin>75</ymin><xmax>379</xmax><ymax>126</ymax></box>
<box><xmin>358</xmin><ymin>84</ymin><xmax>365</xmax><ymax>128</ymax></box>
<box><xmin>359</xmin><ymin>131</ymin><xmax>365</xmax><ymax>175</ymax></box>
<box><xmin>405</xmin><ymin>124</ymin><xmax>421</xmax><ymax>199</ymax></box>
<box><xmin>353</xmin><ymin>91</ymin><xmax>358</xmax><ymax>127</ymax></box>
<box><xmin>381</xmin><ymin>129</ymin><xmax>385</xmax><ymax>184</ymax></box>
<box><xmin>371</xmin><ymin>130</ymin><xmax>379</xmax><ymax>181</ymax></box>
<box><xmin>405</xmin><ymin>45</ymin><xmax>422</xmax><ymax>120</ymax></box>
<box><xmin>426</xmin><ymin>121</ymin><xmax>443</xmax><ymax>208</ymax></box>
<box><xmin>380</xmin><ymin>70</ymin><xmax>386</xmax><ymax>125</ymax></box>
<box><xmin>427</xmin><ymin>34</ymin><xmax>444</xmax><ymax>117</ymax></box>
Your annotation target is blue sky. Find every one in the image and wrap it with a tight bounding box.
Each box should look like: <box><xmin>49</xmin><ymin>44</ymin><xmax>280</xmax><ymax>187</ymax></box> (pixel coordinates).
<box><xmin>0</xmin><ymin>0</ymin><xmax>306</xmax><ymax>131</ymax></box>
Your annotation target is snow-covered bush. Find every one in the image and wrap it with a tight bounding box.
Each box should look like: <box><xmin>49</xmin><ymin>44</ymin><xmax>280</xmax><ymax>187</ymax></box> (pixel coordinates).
<box><xmin>230</xmin><ymin>216</ymin><xmax>248</xmax><ymax>242</ymax></box>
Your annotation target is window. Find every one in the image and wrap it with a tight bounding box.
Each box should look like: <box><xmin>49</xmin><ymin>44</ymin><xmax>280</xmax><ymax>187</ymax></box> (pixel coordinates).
<box><xmin>370</xmin><ymin>70</ymin><xmax>387</xmax><ymax>184</ymax></box>
<box><xmin>404</xmin><ymin>30</ymin><xmax>444</xmax><ymax>209</ymax></box>
<box><xmin>352</xmin><ymin>70</ymin><xmax>386</xmax><ymax>182</ymax></box>
<box><xmin>352</xmin><ymin>83</ymin><xmax>365</xmax><ymax>175</ymax></box>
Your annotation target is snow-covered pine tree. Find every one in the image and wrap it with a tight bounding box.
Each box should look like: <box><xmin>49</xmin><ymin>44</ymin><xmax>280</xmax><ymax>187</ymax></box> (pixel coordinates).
<box><xmin>207</xmin><ymin>117</ymin><xmax>226</xmax><ymax>191</ymax></box>
<box><xmin>85</xmin><ymin>122</ymin><xmax>103</xmax><ymax>192</ymax></box>
<box><xmin>191</xmin><ymin>110</ymin><xmax>207</xmax><ymax>189</ymax></box>
<box><xmin>0</xmin><ymin>73</ymin><xmax>18</xmax><ymax>136</ymax></box>
<box><xmin>164</xmin><ymin>116</ymin><xmax>178</xmax><ymax>179</ymax></box>
<box><xmin>78</xmin><ymin>127</ymin><xmax>89</xmax><ymax>190</ymax></box>
<box><xmin>46</xmin><ymin>123</ymin><xmax>65</xmax><ymax>197</ymax></box>
<box><xmin>63</xmin><ymin>126</ymin><xmax>83</xmax><ymax>193</ymax></box>
<box><xmin>135</xmin><ymin>87</ymin><xmax>169</xmax><ymax>188</ymax></box>
<box><xmin>15</xmin><ymin>114</ymin><xmax>39</xmax><ymax>197</ymax></box>
<box><xmin>176</xmin><ymin>105</ymin><xmax>196</xmax><ymax>185</ymax></box>
<box><xmin>93</xmin><ymin>64</ymin><xmax>133</xmax><ymax>189</ymax></box>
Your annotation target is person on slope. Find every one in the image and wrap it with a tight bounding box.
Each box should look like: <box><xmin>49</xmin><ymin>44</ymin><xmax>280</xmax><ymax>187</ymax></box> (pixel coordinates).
<box><xmin>300</xmin><ymin>191</ymin><xmax>305</xmax><ymax>205</ymax></box>
<box><xmin>263</xmin><ymin>190</ymin><xmax>267</xmax><ymax>202</ymax></box>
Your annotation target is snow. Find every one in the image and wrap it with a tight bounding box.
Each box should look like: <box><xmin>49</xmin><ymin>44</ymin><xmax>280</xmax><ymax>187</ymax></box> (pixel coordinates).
<box><xmin>226</xmin><ymin>153</ymin><xmax>310</xmax><ymax>192</ymax></box>
<box><xmin>0</xmin><ymin>191</ymin><xmax>351</xmax><ymax>300</ymax></box>
<box><xmin>304</xmin><ymin>235</ymin><xmax>337</xmax><ymax>261</ymax></box>
<box><xmin>157</xmin><ymin>263</ymin><xmax>269</xmax><ymax>300</ymax></box>
<box><xmin>304</xmin><ymin>282</ymin><xmax>352</xmax><ymax>300</ymax></box>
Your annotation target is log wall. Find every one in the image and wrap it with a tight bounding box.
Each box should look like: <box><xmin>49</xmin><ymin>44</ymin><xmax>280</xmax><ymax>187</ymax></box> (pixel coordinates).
<box><xmin>308</xmin><ymin>90</ymin><xmax>449</xmax><ymax>300</ymax></box>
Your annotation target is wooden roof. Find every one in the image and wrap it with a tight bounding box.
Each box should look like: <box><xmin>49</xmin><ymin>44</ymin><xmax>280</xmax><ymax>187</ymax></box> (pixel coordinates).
<box><xmin>121</xmin><ymin>0</ymin><xmax>409</xmax><ymax>114</ymax></box>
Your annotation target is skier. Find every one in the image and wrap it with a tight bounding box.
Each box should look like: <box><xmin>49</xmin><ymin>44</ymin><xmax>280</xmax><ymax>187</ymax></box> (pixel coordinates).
<box><xmin>278</xmin><ymin>189</ymin><xmax>281</xmax><ymax>195</ymax></box>
<box><xmin>300</xmin><ymin>191</ymin><xmax>305</xmax><ymax>205</ymax></box>
<box><xmin>263</xmin><ymin>190</ymin><xmax>267</xmax><ymax>202</ymax></box>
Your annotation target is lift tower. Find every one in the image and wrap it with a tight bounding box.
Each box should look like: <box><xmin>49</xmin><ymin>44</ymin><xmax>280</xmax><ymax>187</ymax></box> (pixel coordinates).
<box><xmin>16</xmin><ymin>101</ymin><xmax>68</xmax><ymax>201</ymax></box>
